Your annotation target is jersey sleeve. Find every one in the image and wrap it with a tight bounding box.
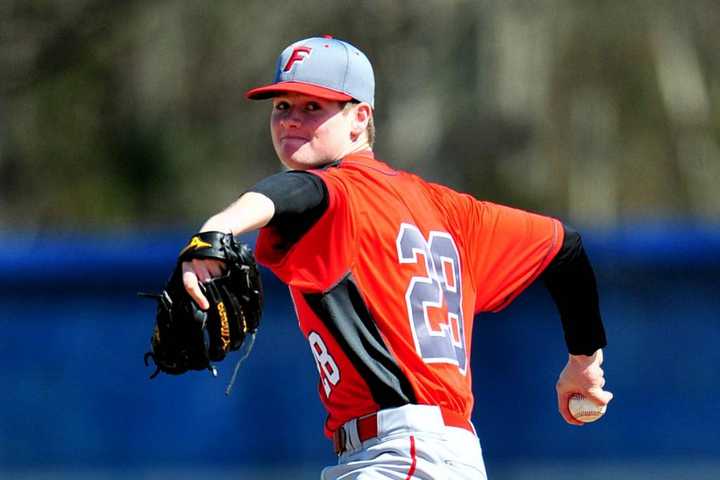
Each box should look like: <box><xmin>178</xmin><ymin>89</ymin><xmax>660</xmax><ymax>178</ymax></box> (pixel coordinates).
<box><xmin>254</xmin><ymin>169</ymin><xmax>354</xmax><ymax>292</ymax></box>
<box><xmin>430</xmin><ymin>185</ymin><xmax>563</xmax><ymax>313</ymax></box>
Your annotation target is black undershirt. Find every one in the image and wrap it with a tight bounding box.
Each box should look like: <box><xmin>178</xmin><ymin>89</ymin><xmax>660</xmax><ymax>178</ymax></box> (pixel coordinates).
<box><xmin>248</xmin><ymin>171</ymin><xmax>606</xmax><ymax>355</ymax></box>
<box><xmin>540</xmin><ymin>225</ymin><xmax>607</xmax><ymax>355</ymax></box>
<box><xmin>250</xmin><ymin>171</ymin><xmax>330</xmax><ymax>248</ymax></box>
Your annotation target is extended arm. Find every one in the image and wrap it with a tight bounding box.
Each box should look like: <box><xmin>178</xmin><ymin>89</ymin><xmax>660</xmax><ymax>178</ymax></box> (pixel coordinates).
<box><xmin>541</xmin><ymin>225</ymin><xmax>613</xmax><ymax>425</ymax></box>
<box><xmin>183</xmin><ymin>171</ymin><xmax>328</xmax><ymax>308</ymax></box>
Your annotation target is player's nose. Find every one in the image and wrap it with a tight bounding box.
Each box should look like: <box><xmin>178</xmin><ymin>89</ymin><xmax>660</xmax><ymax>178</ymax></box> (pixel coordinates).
<box><xmin>279</xmin><ymin>107</ymin><xmax>302</xmax><ymax>128</ymax></box>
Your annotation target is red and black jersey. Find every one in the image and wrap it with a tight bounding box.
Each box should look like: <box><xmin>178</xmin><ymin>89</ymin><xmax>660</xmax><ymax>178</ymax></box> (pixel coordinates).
<box><xmin>255</xmin><ymin>151</ymin><xmax>563</xmax><ymax>437</ymax></box>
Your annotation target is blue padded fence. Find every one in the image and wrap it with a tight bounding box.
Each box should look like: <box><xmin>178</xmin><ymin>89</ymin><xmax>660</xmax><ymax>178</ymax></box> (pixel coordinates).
<box><xmin>1</xmin><ymin>224</ymin><xmax>718</xmax><ymax>477</ymax></box>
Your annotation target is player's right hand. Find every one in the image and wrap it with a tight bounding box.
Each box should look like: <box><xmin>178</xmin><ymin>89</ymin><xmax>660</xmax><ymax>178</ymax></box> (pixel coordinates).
<box><xmin>182</xmin><ymin>259</ymin><xmax>226</xmax><ymax>310</ymax></box>
<box><xmin>556</xmin><ymin>348</ymin><xmax>613</xmax><ymax>426</ymax></box>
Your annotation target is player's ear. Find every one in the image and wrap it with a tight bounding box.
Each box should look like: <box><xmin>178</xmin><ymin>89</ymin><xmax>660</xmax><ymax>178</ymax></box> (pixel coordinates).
<box><xmin>349</xmin><ymin>102</ymin><xmax>372</xmax><ymax>140</ymax></box>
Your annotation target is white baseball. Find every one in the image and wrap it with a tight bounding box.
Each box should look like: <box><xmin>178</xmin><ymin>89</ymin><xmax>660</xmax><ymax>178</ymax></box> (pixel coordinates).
<box><xmin>568</xmin><ymin>394</ymin><xmax>606</xmax><ymax>423</ymax></box>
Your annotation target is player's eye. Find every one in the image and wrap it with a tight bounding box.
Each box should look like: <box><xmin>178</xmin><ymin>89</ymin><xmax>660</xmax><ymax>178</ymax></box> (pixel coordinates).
<box><xmin>274</xmin><ymin>101</ymin><xmax>290</xmax><ymax>111</ymax></box>
<box><xmin>305</xmin><ymin>102</ymin><xmax>321</xmax><ymax>112</ymax></box>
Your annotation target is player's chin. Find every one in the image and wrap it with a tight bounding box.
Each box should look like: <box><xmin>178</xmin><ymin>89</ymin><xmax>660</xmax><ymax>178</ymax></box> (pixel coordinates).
<box><xmin>281</xmin><ymin>151</ymin><xmax>331</xmax><ymax>171</ymax></box>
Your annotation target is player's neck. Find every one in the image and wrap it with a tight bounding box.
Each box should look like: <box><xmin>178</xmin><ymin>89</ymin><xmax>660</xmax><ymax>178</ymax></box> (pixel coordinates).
<box><xmin>337</xmin><ymin>140</ymin><xmax>372</xmax><ymax>160</ymax></box>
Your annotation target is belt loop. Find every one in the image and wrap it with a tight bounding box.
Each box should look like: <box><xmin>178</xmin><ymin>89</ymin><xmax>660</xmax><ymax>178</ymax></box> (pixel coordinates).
<box><xmin>333</xmin><ymin>428</ymin><xmax>346</xmax><ymax>456</ymax></box>
<box><xmin>345</xmin><ymin>418</ymin><xmax>361</xmax><ymax>451</ymax></box>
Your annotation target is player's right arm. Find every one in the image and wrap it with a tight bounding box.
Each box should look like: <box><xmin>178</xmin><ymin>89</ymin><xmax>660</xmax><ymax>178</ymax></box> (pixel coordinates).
<box><xmin>540</xmin><ymin>225</ymin><xmax>612</xmax><ymax>424</ymax></box>
<box><xmin>183</xmin><ymin>171</ymin><xmax>328</xmax><ymax>309</ymax></box>
<box><xmin>433</xmin><ymin>186</ymin><xmax>612</xmax><ymax>425</ymax></box>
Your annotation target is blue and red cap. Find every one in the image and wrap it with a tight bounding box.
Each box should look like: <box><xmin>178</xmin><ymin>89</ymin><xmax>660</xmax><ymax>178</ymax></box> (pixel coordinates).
<box><xmin>245</xmin><ymin>36</ymin><xmax>375</xmax><ymax>108</ymax></box>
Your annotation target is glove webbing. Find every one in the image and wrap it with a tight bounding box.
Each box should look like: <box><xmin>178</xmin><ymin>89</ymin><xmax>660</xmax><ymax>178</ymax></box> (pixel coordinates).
<box><xmin>138</xmin><ymin>290</ymin><xmax>254</xmax><ymax>394</ymax></box>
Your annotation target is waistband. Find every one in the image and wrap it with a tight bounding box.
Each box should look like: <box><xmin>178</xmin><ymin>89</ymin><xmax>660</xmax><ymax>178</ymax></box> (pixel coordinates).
<box><xmin>332</xmin><ymin>404</ymin><xmax>475</xmax><ymax>455</ymax></box>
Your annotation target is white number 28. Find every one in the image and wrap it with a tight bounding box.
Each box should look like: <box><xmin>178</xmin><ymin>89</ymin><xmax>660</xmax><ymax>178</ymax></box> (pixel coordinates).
<box><xmin>308</xmin><ymin>331</ymin><xmax>340</xmax><ymax>397</ymax></box>
<box><xmin>396</xmin><ymin>224</ymin><xmax>467</xmax><ymax>374</ymax></box>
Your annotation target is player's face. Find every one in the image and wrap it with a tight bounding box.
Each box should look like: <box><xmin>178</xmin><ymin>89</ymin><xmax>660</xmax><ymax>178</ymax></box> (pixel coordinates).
<box><xmin>270</xmin><ymin>93</ymin><xmax>356</xmax><ymax>170</ymax></box>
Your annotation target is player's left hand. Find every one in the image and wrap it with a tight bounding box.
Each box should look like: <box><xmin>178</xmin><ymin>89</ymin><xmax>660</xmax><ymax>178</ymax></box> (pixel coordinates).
<box><xmin>142</xmin><ymin>231</ymin><xmax>263</xmax><ymax>379</ymax></box>
<box><xmin>556</xmin><ymin>348</ymin><xmax>613</xmax><ymax>426</ymax></box>
<box><xmin>182</xmin><ymin>258</ymin><xmax>226</xmax><ymax>310</ymax></box>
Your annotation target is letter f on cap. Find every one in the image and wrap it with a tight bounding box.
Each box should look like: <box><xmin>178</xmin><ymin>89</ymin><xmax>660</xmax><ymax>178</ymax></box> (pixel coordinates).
<box><xmin>283</xmin><ymin>46</ymin><xmax>311</xmax><ymax>72</ymax></box>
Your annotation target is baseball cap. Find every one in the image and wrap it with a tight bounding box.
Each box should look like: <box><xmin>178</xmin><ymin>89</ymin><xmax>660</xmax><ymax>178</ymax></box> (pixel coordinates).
<box><xmin>245</xmin><ymin>35</ymin><xmax>375</xmax><ymax>108</ymax></box>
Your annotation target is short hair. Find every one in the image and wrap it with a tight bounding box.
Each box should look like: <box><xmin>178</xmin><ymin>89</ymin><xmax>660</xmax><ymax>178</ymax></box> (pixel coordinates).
<box><xmin>344</xmin><ymin>101</ymin><xmax>375</xmax><ymax>148</ymax></box>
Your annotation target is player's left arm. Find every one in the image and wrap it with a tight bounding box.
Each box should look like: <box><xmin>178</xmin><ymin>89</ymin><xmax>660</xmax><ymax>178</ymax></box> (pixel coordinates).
<box><xmin>540</xmin><ymin>224</ymin><xmax>613</xmax><ymax>425</ymax></box>
<box><xmin>184</xmin><ymin>171</ymin><xmax>328</xmax><ymax>309</ymax></box>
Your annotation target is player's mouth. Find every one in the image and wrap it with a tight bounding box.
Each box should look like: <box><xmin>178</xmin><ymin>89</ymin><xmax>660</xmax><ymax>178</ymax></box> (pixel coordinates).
<box><xmin>281</xmin><ymin>135</ymin><xmax>309</xmax><ymax>143</ymax></box>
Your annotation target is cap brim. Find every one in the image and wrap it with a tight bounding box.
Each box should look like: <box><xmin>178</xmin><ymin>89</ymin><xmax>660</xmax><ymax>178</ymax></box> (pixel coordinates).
<box><xmin>245</xmin><ymin>81</ymin><xmax>353</xmax><ymax>102</ymax></box>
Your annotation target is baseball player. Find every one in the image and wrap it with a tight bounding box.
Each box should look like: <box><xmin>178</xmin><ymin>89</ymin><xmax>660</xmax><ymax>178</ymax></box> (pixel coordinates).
<box><xmin>182</xmin><ymin>36</ymin><xmax>612</xmax><ymax>479</ymax></box>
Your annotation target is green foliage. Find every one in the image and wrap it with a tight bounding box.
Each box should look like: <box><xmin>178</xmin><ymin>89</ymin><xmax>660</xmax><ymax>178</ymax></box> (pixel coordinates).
<box><xmin>1</xmin><ymin>0</ymin><xmax>718</xmax><ymax>229</ymax></box>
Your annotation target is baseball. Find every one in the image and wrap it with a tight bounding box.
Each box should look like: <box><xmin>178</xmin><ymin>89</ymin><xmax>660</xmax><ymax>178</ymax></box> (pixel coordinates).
<box><xmin>568</xmin><ymin>394</ymin><xmax>606</xmax><ymax>423</ymax></box>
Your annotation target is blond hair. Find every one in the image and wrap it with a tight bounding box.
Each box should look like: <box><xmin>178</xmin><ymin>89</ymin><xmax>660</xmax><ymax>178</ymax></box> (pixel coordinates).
<box><xmin>344</xmin><ymin>101</ymin><xmax>375</xmax><ymax>148</ymax></box>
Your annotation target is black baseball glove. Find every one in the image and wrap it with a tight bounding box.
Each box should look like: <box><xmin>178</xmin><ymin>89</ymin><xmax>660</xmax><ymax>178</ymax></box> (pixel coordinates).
<box><xmin>142</xmin><ymin>231</ymin><xmax>262</xmax><ymax>391</ymax></box>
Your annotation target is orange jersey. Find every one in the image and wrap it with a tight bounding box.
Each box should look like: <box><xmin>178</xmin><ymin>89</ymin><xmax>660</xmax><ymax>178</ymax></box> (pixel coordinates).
<box><xmin>255</xmin><ymin>152</ymin><xmax>563</xmax><ymax>437</ymax></box>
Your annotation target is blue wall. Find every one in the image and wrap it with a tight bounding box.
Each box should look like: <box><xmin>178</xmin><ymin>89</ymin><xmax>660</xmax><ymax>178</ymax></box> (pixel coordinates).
<box><xmin>1</xmin><ymin>225</ymin><xmax>719</xmax><ymax>476</ymax></box>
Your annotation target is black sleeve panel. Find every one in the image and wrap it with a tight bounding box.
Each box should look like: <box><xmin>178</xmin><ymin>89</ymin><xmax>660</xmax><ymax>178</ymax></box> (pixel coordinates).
<box><xmin>305</xmin><ymin>273</ymin><xmax>417</xmax><ymax>408</ymax></box>
<box><xmin>247</xmin><ymin>171</ymin><xmax>329</xmax><ymax>247</ymax></box>
<box><xmin>541</xmin><ymin>224</ymin><xmax>608</xmax><ymax>355</ymax></box>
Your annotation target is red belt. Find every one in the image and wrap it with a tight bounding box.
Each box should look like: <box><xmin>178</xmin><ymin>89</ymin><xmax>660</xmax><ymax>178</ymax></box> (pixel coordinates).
<box><xmin>332</xmin><ymin>407</ymin><xmax>473</xmax><ymax>455</ymax></box>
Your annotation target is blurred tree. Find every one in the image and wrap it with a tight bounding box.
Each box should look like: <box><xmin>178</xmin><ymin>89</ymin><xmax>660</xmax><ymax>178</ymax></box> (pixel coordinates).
<box><xmin>0</xmin><ymin>0</ymin><xmax>718</xmax><ymax>230</ymax></box>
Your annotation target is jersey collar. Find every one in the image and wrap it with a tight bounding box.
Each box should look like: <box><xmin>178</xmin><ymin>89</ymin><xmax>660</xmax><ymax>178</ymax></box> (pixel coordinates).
<box><xmin>337</xmin><ymin>150</ymin><xmax>397</xmax><ymax>175</ymax></box>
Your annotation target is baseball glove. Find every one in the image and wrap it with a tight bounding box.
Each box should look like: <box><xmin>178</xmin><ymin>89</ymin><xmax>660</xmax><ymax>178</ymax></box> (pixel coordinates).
<box><xmin>142</xmin><ymin>231</ymin><xmax>262</xmax><ymax>392</ymax></box>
